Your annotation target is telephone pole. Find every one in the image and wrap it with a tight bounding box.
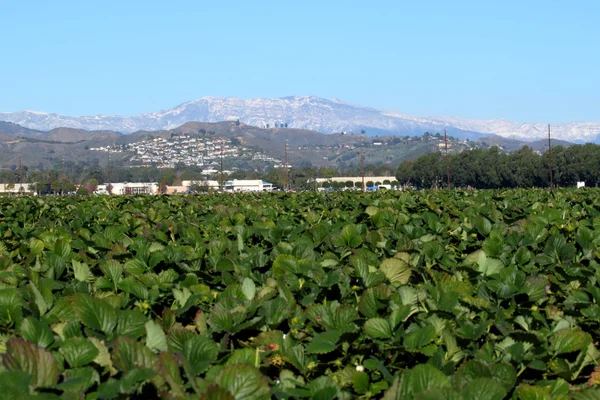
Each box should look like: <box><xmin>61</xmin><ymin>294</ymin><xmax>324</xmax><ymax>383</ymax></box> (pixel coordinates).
<box><xmin>107</xmin><ymin>151</ymin><xmax>112</xmax><ymax>195</ymax></box>
<box><xmin>220</xmin><ymin>140</ymin><xmax>224</xmax><ymax>192</ymax></box>
<box><xmin>444</xmin><ymin>129</ymin><xmax>450</xmax><ymax>188</ymax></box>
<box><xmin>18</xmin><ymin>154</ymin><xmax>23</xmax><ymax>194</ymax></box>
<box><xmin>548</xmin><ymin>124</ymin><xmax>553</xmax><ymax>189</ymax></box>
<box><xmin>360</xmin><ymin>130</ymin><xmax>366</xmax><ymax>192</ymax></box>
<box><xmin>284</xmin><ymin>140</ymin><xmax>289</xmax><ymax>191</ymax></box>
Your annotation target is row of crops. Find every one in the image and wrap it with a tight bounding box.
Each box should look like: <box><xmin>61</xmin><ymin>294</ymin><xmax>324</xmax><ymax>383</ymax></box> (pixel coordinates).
<box><xmin>1</xmin><ymin>190</ymin><xmax>600</xmax><ymax>399</ymax></box>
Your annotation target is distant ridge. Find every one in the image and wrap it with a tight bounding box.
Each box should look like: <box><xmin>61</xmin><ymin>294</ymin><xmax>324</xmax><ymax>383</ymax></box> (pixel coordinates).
<box><xmin>1</xmin><ymin>96</ymin><xmax>599</xmax><ymax>143</ymax></box>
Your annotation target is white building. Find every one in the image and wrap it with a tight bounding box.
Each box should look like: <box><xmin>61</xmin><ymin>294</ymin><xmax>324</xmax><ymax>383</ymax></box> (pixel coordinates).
<box><xmin>96</xmin><ymin>182</ymin><xmax>159</xmax><ymax>195</ymax></box>
<box><xmin>0</xmin><ymin>183</ymin><xmax>35</xmax><ymax>195</ymax></box>
<box><xmin>316</xmin><ymin>176</ymin><xmax>397</xmax><ymax>185</ymax></box>
<box><xmin>181</xmin><ymin>180</ymin><xmax>220</xmax><ymax>191</ymax></box>
<box><xmin>224</xmin><ymin>180</ymin><xmax>274</xmax><ymax>192</ymax></box>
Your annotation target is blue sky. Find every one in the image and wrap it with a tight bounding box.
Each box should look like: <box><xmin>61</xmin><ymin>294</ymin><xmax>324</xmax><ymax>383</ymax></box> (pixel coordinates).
<box><xmin>1</xmin><ymin>0</ymin><xmax>598</xmax><ymax>123</ymax></box>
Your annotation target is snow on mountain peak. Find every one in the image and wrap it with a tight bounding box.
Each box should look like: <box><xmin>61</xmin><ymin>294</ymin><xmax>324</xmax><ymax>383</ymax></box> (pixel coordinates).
<box><xmin>1</xmin><ymin>96</ymin><xmax>599</xmax><ymax>143</ymax></box>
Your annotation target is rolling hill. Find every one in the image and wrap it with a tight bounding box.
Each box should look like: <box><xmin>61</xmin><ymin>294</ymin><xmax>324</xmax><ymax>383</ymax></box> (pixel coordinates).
<box><xmin>0</xmin><ymin>120</ymin><xmax>576</xmax><ymax>170</ymax></box>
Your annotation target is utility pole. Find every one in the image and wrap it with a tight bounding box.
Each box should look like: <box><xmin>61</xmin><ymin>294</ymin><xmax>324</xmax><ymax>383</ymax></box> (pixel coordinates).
<box><xmin>107</xmin><ymin>150</ymin><xmax>112</xmax><ymax>195</ymax></box>
<box><xmin>284</xmin><ymin>140</ymin><xmax>289</xmax><ymax>191</ymax></box>
<box><xmin>444</xmin><ymin>129</ymin><xmax>450</xmax><ymax>188</ymax></box>
<box><xmin>18</xmin><ymin>154</ymin><xmax>23</xmax><ymax>193</ymax></box>
<box><xmin>360</xmin><ymin>130</ymin><xmax>366</xmax><ymax>192</ymax></box>
<box><xmin>220</xmin><ymin>140</ymin><xmax>224</xmax><ymax>192</ymax></box>
<box><xmin>548</xmin><ymin>124</ymin><xmax>553</xmax><ymax>189</ymax></box>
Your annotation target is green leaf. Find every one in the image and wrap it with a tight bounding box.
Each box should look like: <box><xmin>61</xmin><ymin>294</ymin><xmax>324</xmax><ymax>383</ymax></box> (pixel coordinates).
<box><xmin>550</xmin><ymin>329</ymin><xmax>591</xmax><ymax>355</ymax></box>
<box><xmin>283</xmin><ymin>345</ymin><xmax>308</xmax><ymax>374</ymax></box>
<box><xmin>101</xmin><ymin>259</ymin><xmax>123</xmax><ymax>286</ymax></box>
<box><xmin>199</xmin><ymin>383</ymin><xmax>236</xmax><ymax>400</ymax></box>
<box><xmin>29</xmin><ymin>238</ymin><xmax>45</xmax><ymax>256</ymax></box>
<box><xmin>487</xmin><ymin>266</ymin><xmax>526</xmax><ymax>298</ymax></box>
<box><xmin>474</xmin><ymin>216</ymin><xmax>492</xmax><ymax>236</ymax></box>
<box><xmin>214</xmin><ymin>364</ymin><xmax>270</xmax><ymax>400</ymax></box>
<box><xmin>400</xmin><ymin>364</ymin><xmax>450</xmax><ymax>398</ymax></box>
<box><xmin>226</xmin><ymin>348</ymin><xmax>257</xmax><ymax>366</ymax></box>
<box><xmin>309</xmin><ymin>376</ymin><xmax>339</xmax><ymax>400</ymax></box>
<box><xmin>463</xmin><ymin>378</ymin><xmax>507</xmax><ymax>400</ymax></box>
<box><xmin>208</xmin><ymin>304</ymin><xmax>236</xmax><ymax>333</ymax></box>
<box><xmin>28</xmin><ymin>282</ymin><xmax>48</xmax><ymax>316</ymax></box>
<box><xmin>59</xmin><ymin>337</ymin><xmax>99</xmax><ymax>368</ymax></box>
<box><xmin>454</xmin><ymin>360</ymin><xmax>490</xmax><ymax>389</ymax></box>
<box><xmin>332</xmin><ymin>224</ymin><xmax>363</xmax><ymax>248</ymax></box>
<box><xmin>124</xmin><ymin>258</ymin><xmax>148</xmax><ymax>275</ymax></box>
<box><xmin>380</xmin><ymin>258</ymin><xmax>411</xmax><ymax>284</ymax></box>
<box><xmin>88</xmin><ymin>336</ymin><xmax>114</xmax><ymax>374</ymax></box>
<box><xmin>404</xmin><ymin>325</ymin><xmax>436</xmax><ymax>351</ymax></box>
<box><xmin>2</xmin><ymin>338</ymin><xmax>60</xmax><ymax>388</ymax></box>
<box><xmin>19</xmin><ymin>317</ymin><xmax>54</xmax><ymax>348</ymax></box>
<box><xmin>0</xmin><ymin>371</ymin><xmax>35</xmax><ymax>399</ymax></box>
<box><xmin>241</xmin><ymin>278</ymin><xmax>256</xmax><ymax>300</ymax></box>
<box><xmin>145</xmin><ymin>319</ymin><xmax>168</xmax><ymax>353</ymax></box>
<box><xmin>73</xmin><ymin>294</ymin><xmax>117</xmax><ymax>335</ymax></box>
<box><xmin>306</xmin><ymin>301</ymin><xmax>358</xmax><ymax>333</ymax></box>
<box><xmin>423</xmin><ymin>241</ymin><xmax>445</xmax><ymax>262</ymax></box>
<box><xmin>516</xmin><ymin>384</ymin><xmax>551</xmax><ymax>400</ymax></box>
<box><xmin>490</xmin><ymin>363</ymin><xmax>516</xmax><ymax>391</ymax></box>
<box><xmin>115</xmin><ymin>310</ymin><xmax>147</xmax><ymax>339</ymax></box>
<box><xmin>353</xmin><ymin>371</ymin><xmax>370</xmax><ymax>394</ymax></box>
<box><xmin>415</xmin><ymin>388</ymin><xmax>462</xmax><ymax>400</ymax></box>
<box><xmin>0</xmin><ymin>288</ymin><xmax>23</xmax><ymax>327</ymax></box>
<box><xmin>365</xmin><ymin>206</ymin><xmax>380</xmax><ymax>216</ymax></box>
<box><xmin>523</xmin><ymin>276</ymin><xmax>548</xmax><ymax>302</ymax></box>
<box><xmin>159</xmin><ymin>352</ymin><xmax>185</xmax><ymax>397</ymax></box>
<box><xmin>306</xmin><ymin>330</ymin><xmax>342</xmax><ymax>354</ymax></box>
<box><xmin>54</xmin><ymin>239</ymin><xmax>72</xmax><ymax>258</ymax></box>
<box><xmin>72</xmin><ymin>260</ymin><xmax>91</xmax><ymax>282</ymax></box>
<box><xmin>260</xmin><ymin>297</ymin><xmax>291</xmax><ymax>326</ymax></box>
<box><xmin>464</xmin><ymin>250</ymin><xmax>503</xmax><ymax>276</ymax></box>
<box><xmin>60</xmin><ymin>366</ymin><xmax>100</xmax><ymax>393</ymax></box>
<box><xmin>572</xmin><ymin>389</ymin><xmax>600</xmax><ymax>400</ymax></box>
<box><xmin>182</xmin><ymin>335</ymin><xmax>219</xmax><ymax>375</ymax></box>
<box><xmin>541</xmin><ymin>234</ymin><xmax>576</xmax><ymax>265</ymax></box>
<box><xmin>364</xmin><ymin>318</ymin><xmax>392</xmax><ymax>339</ymax></box>
<box><xmin>118</xmin><ymin>277</ymin><xmax>149</xmax><ymax>300</ymax></box>
<box><xmin>111</xmin><ymin>336</ymin><xmax>157</xmax><ymax>372</ymax></box>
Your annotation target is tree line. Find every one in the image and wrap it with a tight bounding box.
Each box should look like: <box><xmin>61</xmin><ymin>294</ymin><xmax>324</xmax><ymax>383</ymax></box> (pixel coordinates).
<box><xmin>396</xmin><ymin>144</ymin><xmax>600</xmax><ymax>189</ymax></box>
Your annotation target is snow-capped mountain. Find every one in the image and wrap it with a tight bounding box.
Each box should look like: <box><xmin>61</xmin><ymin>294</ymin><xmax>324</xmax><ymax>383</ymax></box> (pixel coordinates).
<box><xmin>1</xmin><ymin>96</ymin><xmax>599</xmax><ymax>143</ymax></box>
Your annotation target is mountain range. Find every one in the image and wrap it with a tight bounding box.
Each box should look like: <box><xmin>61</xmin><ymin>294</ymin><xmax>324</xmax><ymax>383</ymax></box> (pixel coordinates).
<box><xmin>1</xmin><ymin>96</ymin><xmax>599</xmax><ymax>143</ymax></box>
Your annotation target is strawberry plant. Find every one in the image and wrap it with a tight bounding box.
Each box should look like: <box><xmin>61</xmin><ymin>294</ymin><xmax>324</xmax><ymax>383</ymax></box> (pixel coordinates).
<box><xmin>1</xmin><ymin>190</ymin><xmax>600</xmax><ymax>398</ymax></box>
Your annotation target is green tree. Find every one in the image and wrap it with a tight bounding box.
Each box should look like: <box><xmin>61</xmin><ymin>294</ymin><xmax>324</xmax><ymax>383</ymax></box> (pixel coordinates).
<box><xmin>158</xmin><ymin>169</ymin><xmax>177</xmax><ymax>193</ymax></box>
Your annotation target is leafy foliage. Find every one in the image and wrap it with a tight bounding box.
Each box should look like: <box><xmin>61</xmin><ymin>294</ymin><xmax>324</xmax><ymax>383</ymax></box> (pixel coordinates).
<box><xmin>1</xmin><ymin>189</ymin><xmax>600</xmax><ymax>398</ymax></box>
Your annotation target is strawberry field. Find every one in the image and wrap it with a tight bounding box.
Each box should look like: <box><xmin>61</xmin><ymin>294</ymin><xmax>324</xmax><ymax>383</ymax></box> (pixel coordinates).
<box><xmin>1</xmin><ymin>190</ymin><xmax>600</xmax><ymax>399</ymax></box>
